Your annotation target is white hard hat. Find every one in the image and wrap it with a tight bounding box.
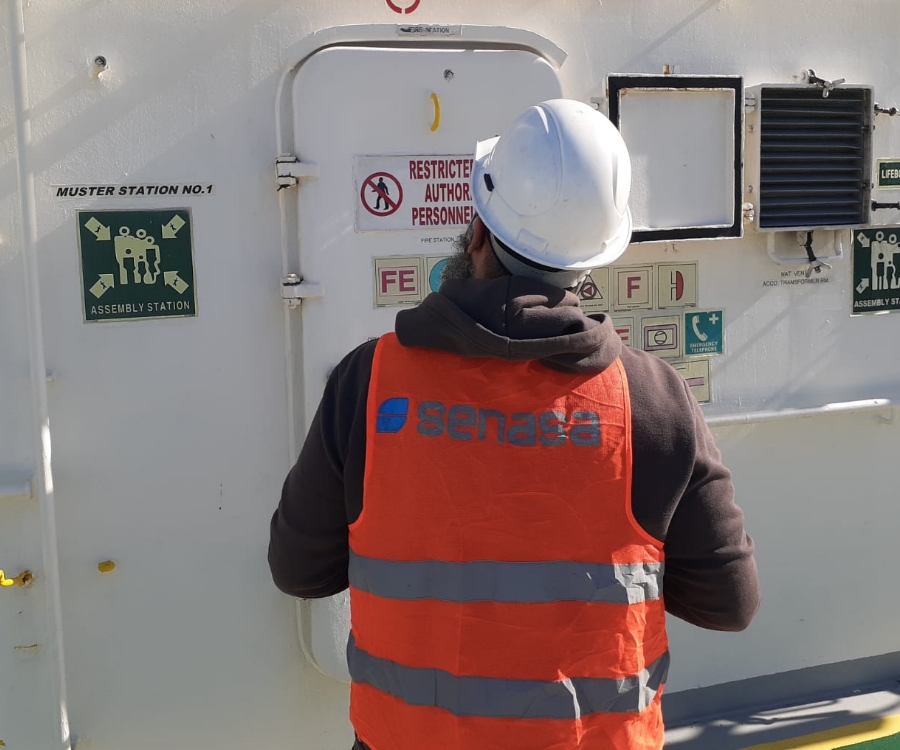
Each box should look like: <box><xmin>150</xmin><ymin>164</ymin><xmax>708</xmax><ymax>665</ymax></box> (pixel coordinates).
<box><xmin>472</xmin><ymin>99</ymin><xmax>633</xmax><ymax>288</ymax></box>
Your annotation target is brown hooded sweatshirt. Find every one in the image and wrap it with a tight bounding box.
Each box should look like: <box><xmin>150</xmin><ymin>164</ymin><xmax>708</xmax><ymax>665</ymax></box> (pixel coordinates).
<box><xmin>269</xmin><ymin>276</ymin><xmax>760</xmax><ymax>633</ymax></box>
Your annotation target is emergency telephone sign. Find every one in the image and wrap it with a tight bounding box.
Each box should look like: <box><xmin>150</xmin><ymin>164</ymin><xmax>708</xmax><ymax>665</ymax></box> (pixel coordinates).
<box><xmin>355</xmin><ymin>154</ymin><xmax>475</xmax><ymax>232</ymax></box>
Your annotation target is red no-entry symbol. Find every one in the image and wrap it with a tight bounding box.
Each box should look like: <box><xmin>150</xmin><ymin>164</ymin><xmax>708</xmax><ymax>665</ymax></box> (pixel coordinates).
<box><xmin>386</xmin><ymin>0</ymin><xmax>420</xmax><ymax>13</ymax></box>
<box><xmin>361</xmin><ymin>172</ymin><xmax>403</xmax><ymax>217</ymax></box>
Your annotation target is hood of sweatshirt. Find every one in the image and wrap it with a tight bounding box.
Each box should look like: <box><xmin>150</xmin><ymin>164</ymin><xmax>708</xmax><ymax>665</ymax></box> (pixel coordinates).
<box><xmin>395</xmin><ymin>276</ymin><xmax>622</xmax><ymax>374</ymax></box>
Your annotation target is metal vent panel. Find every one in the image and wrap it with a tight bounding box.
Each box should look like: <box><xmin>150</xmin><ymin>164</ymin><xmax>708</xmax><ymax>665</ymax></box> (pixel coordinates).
<box><xmin>758</xmin><ymin>87</ymin><xmax>872</xmax><ymax>229</ymax></box>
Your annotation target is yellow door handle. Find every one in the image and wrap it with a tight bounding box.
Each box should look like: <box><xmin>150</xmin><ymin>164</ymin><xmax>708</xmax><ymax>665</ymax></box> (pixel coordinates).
<box><xmin>430</xmin><ymin>92</ymin><xmax>441</xmax><ymax>132</ymax></box>
<box><xmin>0</xmin><ymin>569</ymin><xmax>34</xmax><ymax>588</ymax></box>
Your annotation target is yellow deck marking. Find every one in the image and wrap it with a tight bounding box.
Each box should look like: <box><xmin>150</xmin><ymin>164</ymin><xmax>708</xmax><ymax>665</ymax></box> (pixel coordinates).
<box><xmin>744</xmin><ymin>714</ymin><xmax>900</xmax><ymax>750</ymax></box>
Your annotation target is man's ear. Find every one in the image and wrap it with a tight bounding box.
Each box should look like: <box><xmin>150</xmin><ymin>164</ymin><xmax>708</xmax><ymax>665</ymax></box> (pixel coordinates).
<box><xmin>467</xmin><ymin>217</ymin><xmax>488</xmax><ymax>255</ymax></box>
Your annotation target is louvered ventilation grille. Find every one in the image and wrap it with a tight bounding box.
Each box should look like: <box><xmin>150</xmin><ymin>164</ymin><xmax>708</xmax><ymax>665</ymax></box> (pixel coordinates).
<box><xmin>759</xmin><ymin>87</ymin><xmax>870</xmax><ymax>229</ymax></box>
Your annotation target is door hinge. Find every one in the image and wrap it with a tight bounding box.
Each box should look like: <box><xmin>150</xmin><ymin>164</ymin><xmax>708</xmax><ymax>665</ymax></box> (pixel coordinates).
<box><xmin>276</xmin><ymin>155</ymin><xmax>319</xmax><ymax>191</ymax></box>
<box><xmin>282</xmin><ymin>274</ymin><xmax>324</xmax><ymax>309</ymax></box>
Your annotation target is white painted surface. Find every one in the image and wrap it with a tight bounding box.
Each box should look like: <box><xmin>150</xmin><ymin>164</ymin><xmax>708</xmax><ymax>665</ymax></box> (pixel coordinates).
<box><xmin>0</xmin><ymin>2</ymin><xmax>897</xmax><ymax>748</ymax></box>
<box><xmin>621</xmin><ymin>87</ymin><xmax>736</xmax><ymax>230</ymax></box>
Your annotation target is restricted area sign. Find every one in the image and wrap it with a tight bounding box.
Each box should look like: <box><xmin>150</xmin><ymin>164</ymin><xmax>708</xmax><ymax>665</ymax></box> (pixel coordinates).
<box><xmin>360</xmin><ymin>172</ymin><xmax>403</xmax><ymax>218</ymax></box>
<box><xmin>852</xmin><ymin>227</ymin><xmax>900</xmax><ymax>315</ymax></box>
<box><xmin>77</xmin><ymin>209</ymin><xmax>197</xmax><ymax>322</ymax></box>
<box><xmin>355</xmin><ymin>154</ymin><xmax>475</xmax><ymax>232</ymax></box>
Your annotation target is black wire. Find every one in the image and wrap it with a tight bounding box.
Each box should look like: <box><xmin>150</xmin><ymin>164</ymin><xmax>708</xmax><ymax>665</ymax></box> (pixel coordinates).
<box><xmin>803</xmin><ymin>231</ymin><xmax>817</xmax><ymax>264</ymax></box>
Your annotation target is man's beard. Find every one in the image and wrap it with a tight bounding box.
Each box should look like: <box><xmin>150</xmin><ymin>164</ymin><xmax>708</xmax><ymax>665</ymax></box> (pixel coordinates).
<box><xmin>439</xmin><ymin>231</ymin><xmax>475</xmax><ymax>284</ymax></box>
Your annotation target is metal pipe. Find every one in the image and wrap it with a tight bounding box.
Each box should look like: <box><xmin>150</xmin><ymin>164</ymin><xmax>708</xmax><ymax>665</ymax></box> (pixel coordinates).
<box><xmin>706</xmin><ymin>398</ymin><xmax>893</xmax><ymax>428</ymax></box>
<box><xmin>6</xmin><ymin>2</ymin><xmax>72</xmax><ymax>748</ymax></box>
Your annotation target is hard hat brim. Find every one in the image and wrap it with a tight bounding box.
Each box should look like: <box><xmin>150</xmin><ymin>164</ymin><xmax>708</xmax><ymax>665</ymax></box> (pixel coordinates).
<box><xmin>472</xmin><ymin>137</ymin><xmax>633</xmax><ymax>271</ymax></box>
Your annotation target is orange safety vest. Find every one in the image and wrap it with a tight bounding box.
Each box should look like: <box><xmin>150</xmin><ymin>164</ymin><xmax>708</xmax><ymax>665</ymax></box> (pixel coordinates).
<box><xmin>349</xmin><ymin>334</ymin><xmax>669</xmax><ymax>750</ymax></box>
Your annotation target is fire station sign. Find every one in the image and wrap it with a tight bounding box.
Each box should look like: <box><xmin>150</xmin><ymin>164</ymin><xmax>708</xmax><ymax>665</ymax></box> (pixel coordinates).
<box><xmin>355</xmin><ymin>154</ymin><xmax>475</xmax><ymax>232</ymax></box>
<box><xmin>852</xmin><ymin>227</ymin><xmax>900</xmax><ymax>315</ymax></box>
<box><xmin>77</xmin><ymin>209</ymin><xmax>197</xmax><ymax>322</ymax></box>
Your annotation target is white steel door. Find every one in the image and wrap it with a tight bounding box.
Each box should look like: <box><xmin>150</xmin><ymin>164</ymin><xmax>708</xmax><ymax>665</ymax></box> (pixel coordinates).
<box><xmin>291</xmin><ymin>43</ymin><xmax>563</xmax><ymax>679</ymax></box>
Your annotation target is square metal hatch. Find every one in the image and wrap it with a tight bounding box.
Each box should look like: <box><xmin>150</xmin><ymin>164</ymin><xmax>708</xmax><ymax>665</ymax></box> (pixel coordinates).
<box><xmin>607</xmin><ymin>75</ymin><xmax>744</xmax><ymax>243</ymax></box>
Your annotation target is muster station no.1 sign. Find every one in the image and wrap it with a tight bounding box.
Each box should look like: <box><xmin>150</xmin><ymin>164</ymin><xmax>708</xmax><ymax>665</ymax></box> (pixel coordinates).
<box><xmin>355</xmin><ymin>154</ymin><xmax>475</xmax><ymax>232</ymax></box>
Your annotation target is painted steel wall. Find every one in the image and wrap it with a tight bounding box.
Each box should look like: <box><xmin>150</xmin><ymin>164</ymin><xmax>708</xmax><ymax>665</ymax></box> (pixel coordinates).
<box><xmin>0</xmin><ymin>2</ymin><xmax>897</xmax><ymax>749</ymax></box>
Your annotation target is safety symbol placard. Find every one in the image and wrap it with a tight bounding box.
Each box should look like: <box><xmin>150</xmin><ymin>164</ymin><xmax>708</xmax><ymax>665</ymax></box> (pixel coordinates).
<box><xmin>355</xmin><ymin>155</ymin><xmax>475</xmax><ymax>232</ymax></box>
<box><xmin>77</xmin><ymin>210</ymin><xmax>196</xmax><ymax>323</ymax></box>
<box><xmin>613</xmin><ymin>265</ymin><xmax>654</xmax><ymax>311</ymax></box>
<box><xmin>852</xmin><ymin>228</ymin><xmax>900</xmax><ymax>315</ymax></box>
<box><xmin>876</xmin><ymin>159</ymin><xmax>900</xmax><ymax>190</ymax></box>
<box><xmin>386</xmin><ymin>0</ymin><xmax>420</xmax><ymax>13</ymax></box>
<box><xmin>425</xmin><ymin>256</ymin><xmax>450</xmax><ymax>294</ymax></box>
<box><xmin>611</xmin><ymin>316</ymin><xmax>634</xmax><ymax>347</ymax></box>
<box><xmin>578</xmin><ymin>268</ymin><xmax>610</xmax><ymax>314</ymax></box>
<box><xmin>673</xmin><ymin>359</ymin><xmax>711</xmax><ymax>404</ymax></box>
<box><xmin>374</xmin><ymin>256</ymin><xmax>424</xmax><ymax>307</ymax></box>
<box><xmin>657</xmin><ymin>262</ymin><xmax>698</xmax><ymax>309</ymax></box>
<box><xmin>361</xmin><ymin>172</ymin><xmax>403</xmax><ymax>218</ymax></box>
<box><xmin>684</xmin><ymin>310</ymin><xmax>724</xmax><ymax>356</ymax></box>
<box><xmin>641</xmin><ymin>315</ymin><xmax>682</xmax><ymax>359</ymax></box>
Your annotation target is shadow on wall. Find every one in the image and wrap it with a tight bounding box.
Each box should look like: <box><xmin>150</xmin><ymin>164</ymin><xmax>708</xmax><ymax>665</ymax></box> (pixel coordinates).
<box><xmin>0</xmin><ymin>0</ymin><xmax>296</xmax><ymax>205</ymax></box>
<box><xmin>620</xmin><ymin>0</ymin><xmax>723</xmax><ymax>73</ymax></box>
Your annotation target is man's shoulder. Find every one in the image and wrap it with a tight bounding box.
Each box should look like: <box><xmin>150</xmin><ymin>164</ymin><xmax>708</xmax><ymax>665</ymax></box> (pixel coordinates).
<box><xmin>618</xmin><ymin>345</ymin><xmax>692</xmax><ymax>395</ymax></box>
<box><xmin>616</xmin><ymin>345</ymin><xmax>698</xmax><ymax>429</ymax></box>
<box><xmin>331</xmin><ymin>338</ymin><xmax>379</xmax><ymax>380</ymax></box>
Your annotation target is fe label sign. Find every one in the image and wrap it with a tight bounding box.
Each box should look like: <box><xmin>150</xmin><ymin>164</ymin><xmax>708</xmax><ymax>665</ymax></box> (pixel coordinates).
<box><xmin>77</xmin><ymin>210</ymin><xmax>196</xmax><ymax>323</ymax></box>
<box><xmin>374</xmin><ymin>256</ymin><xmax>424</xmax><ymax>306</ymax></box>
<box><xmin>852</xmin><ymin>228</ymin><xmax>900</xmax><ymax>314</ymax></box>
<box><xmin>356</xmin><ymin>155</ymin><xmax>475</xmax><ymax>232</ymax></box>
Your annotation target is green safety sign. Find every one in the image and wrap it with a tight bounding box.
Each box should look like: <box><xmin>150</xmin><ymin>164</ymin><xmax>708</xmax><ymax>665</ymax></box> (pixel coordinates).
<box><xmin>876</xmin><ymin>159</ymin><xmax>900</xmax><ymax>189</ymax></box>
<box><xmin>684</xmin><ymin>310</ymin><xmax>724</xmax><ymax>357</ymax></box>
<box><xmin>852</xmin><ymin>227</ymin><xmax>900</xmax><ymax>315</ymax></box>
<box><xmin>77</xmin><ymin>209</ymin><xmax>196</xmax><ymax>322</ymax></box>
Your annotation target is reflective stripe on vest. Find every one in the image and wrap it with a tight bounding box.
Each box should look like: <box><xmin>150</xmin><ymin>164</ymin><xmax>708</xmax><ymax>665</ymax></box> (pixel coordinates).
<box><xmin>349</xmin><ymin>635</ymin><xmax>670</xmax><ymax>719</ymax></box>
<box><xmin>349</xmin><ymin>552</ymin><xmax>663</xmax><ymax>605</ymax></box>
<box><xmin>350</xmin><ymin>334</ymin><xmax>668</xmax><ymax>750</ymax></box>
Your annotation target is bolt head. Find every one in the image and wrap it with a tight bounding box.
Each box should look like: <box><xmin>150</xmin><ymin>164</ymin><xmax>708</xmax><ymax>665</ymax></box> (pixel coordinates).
<box><xmin>93</xmin><ymin>56</ymin><xmax>108</xmax><ymax>69</ymax></box>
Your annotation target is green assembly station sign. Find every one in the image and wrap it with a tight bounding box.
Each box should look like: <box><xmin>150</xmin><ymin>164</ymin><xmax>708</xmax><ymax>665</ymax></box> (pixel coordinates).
<box><xmin>852</xmin><ymin>227</ymin><xmax>900</xmax><ymax>315</ymax></box>
<box><xmin>876</xmin><ymin>159</ymin><xmax>900</xmax><ymax>189</ymax></box>
<box><xmin>77</xmin><ymin>209</ymin><xmax>196</xmax><ymax>322</ymax></box>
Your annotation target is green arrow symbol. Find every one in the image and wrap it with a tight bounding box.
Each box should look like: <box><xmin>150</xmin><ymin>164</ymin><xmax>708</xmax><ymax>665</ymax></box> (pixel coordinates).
<box><xmin>89</xmin><ymin>273</ymin><xmax>115</xmax><ymax>298</ymax></box>
<box><xmin>84</xmin><ymin>216</ymin><xmax>111</xmax><ymax>241</ymax></box>
<box><xmin>161</xmin><ymin>215</ymin><xmax>186</xmax><ymax>239</ymax></box>
<box><xmin>857</xmin><ymin>278</ymin><xmax>870</xmax><ymax>294</ymax></box>
<box><xmin>164</xmin><ymin>271</ymin><xmax>189</xmax><ymax>294</ymax></box>
<box><xmin>857</xmin><ymin>232</ymin><xmax>871</xmax><ymax>249</ymax></box>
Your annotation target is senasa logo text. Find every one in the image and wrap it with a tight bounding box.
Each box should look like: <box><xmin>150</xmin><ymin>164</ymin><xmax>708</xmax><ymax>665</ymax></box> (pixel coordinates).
<box><xmin>376</xmin><ymin>398</ymin><xmax>601</xmax><ymax>447</ymax></box>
